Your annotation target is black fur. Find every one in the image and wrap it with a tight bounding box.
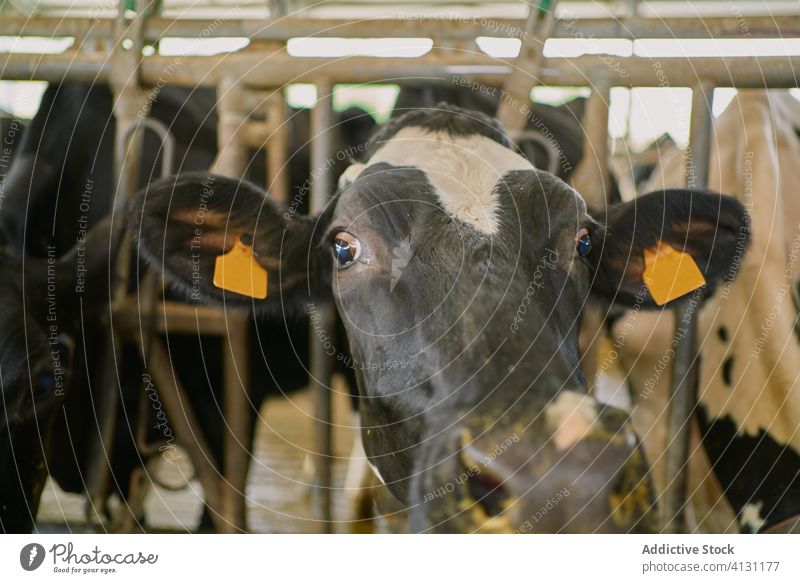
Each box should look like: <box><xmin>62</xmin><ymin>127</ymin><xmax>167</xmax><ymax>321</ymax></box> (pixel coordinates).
<box><xmin>697</xmin><ymin>405</ymin><xmax>800</xmax><ymax>533</ymax></box>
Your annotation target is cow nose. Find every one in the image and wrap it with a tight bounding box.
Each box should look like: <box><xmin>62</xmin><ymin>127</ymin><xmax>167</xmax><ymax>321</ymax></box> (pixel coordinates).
<box><xmin>459</xmin><ymin>436</ymin><xmax>520</xmax><ymax>519</ymax></box>
<box><xmin>455</xmin><ymin>422</ymin><xmax>656</xmax><ymax>533</ymax></box>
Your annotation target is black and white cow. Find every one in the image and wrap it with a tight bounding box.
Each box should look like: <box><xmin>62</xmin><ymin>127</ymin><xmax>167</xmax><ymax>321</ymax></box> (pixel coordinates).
<box><xmin>132</xmin><ymin>104</ymin><xmax>749</xmax><ymax>532</ymax></box>
<box><xmin>607</xmin><ymin>90</ymin><xmax>800</xmax><ymax>533</ymax></box>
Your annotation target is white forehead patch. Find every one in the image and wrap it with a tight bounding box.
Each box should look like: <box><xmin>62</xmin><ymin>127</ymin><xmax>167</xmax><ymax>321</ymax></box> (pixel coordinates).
<box><xmin>363</xmin><ymin>127</ymin><xmax>533</xmax><ymax>235</ymax></box>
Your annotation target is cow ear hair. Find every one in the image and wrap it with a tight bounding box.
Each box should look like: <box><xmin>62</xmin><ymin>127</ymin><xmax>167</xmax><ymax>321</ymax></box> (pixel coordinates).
<box><xmin>586</xmin><ymin>189</ymin><xmax>750</xmax><ymax>308</ymax></box>
<box><xmin>131</xmin><ymin>172</ymin><xmax>333</xmax><ymax>311</ymax></box>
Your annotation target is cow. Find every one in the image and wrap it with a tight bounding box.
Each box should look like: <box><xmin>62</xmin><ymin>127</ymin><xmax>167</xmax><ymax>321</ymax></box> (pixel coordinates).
<box><xmin>131</xmin><ymin>104</ymin><xmax>749</xmax><ymax>532</ymax></box>
<box><xmin>0</xmin><ymin>82</ymin><xmax>222</xmax><ymax>532</ymax></box>
<box><xmin>0</xmin><ymin>81</ymin><xmax>374</xmax><ymax>532</ymax></box>
<box><xmin>0</xmin><ymin>219</ymin><xmax>116</xmax><ymax>532</ymax></box>
<box><xmin>348</xmin><ymin>85</ymin><xmax>619</xmax><ymax>528</ymax></box>
<box><xmin>604</xmin><ymin>90</ymin><xmax>800</xmax><ymax>534</ymax></box>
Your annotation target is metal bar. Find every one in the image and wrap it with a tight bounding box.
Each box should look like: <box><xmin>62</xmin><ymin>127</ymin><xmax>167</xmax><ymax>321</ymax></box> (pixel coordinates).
<box><xmin>83</xmin><ymin>0</ymin><xmax>148</xmax><ymax>527</ymax></box>
<box><xmin>686</xmin><ymin>87</ymin><xmax>714</xmax><ymax>191</ymax></box>
<box><xmin>662</xmin><ymin>84</ymin><xmax>713</xmax><ymax>533</ymax></box>
<box><xmin>498</xmin><ymin>0</ymin><xmax>559</xmax><ymax>131</ymax></box>
<box><xmin>135</xmin><ymin>271</ymin><xmax>163</xmax><ymax>459</ymax></box>
<box><xmin>211</xmin><ymin>77</ymin><xmax>249</xmax><ymax>178</ymax></box>
<box><xmin>137</xmin><ymin>117</ymin><xmax>176</xmax><ymax>179</ymax></box>
<box><xmin>570</xmin><ymin>74</ymin><xmax>612</xmax><ymax>206</ymax></box>
<box><xmin>115</xmin><ymin>299</ymin><xmax>234</xmax><ymax>335</ymax></box>
<box><xmin>569</xmin><ymin>74</ymin><xmax>612</xmax><ymax>395</ymax></box>
<box><xmin>129</xmin><ymin>329</ymin><xmax>226</xmax><ymax>531</ymax></box>
<box><xmin>267</xmin><ymin>90</ymin><xmax>289</xmax><ymax>204</ymax></box>
<box><xmin>143</xmin><ymin>53</ymin><xmax>800</xmax><ymax>88</ymax></box>
<box><xmin>310</xmin><ymin>80</ymin><xmax>335</xmax><ymax>533</ymax></box>
<box><xmin>2</xmin><ymin>15</ymin><xmax>799</xmax><ymax>41</ymax></box>
<box><xmin>210</xmin><ymin>77</ymin><xmax>252</xmax><ymax>533</ymax></box>
<box><xmin>221</xmin><ymin>310</ymin><xmax>251</xmax><ymax>533</ymax></box>
<box><xmin>3</xmin><ymin>53</ymin><xmax>799</xmax><ymax>88</ymax></box>
<box><xmin>129</xmin><ymin>119</ymin><xmax>173</xmax><ymax>528</ymax></box>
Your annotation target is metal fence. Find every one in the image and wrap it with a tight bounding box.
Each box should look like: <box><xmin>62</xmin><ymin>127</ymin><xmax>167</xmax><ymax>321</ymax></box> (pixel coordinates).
<box><xmin>2</xmin><ymin>0</ymin><xmax>798</xmax><ymax>533</ymax></box>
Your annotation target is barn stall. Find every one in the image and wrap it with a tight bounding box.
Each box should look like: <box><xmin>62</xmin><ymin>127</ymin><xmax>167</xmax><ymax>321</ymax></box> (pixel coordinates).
<box><xmin>0</xmin><ymin>0</ymin><xmax>798</xmax><ymax>535</ymax></box>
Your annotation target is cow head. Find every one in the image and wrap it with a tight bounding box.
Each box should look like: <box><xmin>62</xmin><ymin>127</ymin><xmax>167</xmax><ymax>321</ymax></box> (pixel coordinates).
<box><xmin>131</xmin><ymin>105</ymin><xmax>749</xmax><ymax>533</ymax></box>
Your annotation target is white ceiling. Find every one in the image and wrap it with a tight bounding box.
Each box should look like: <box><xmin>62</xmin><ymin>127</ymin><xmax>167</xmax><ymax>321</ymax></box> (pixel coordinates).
<box><xmin>2</xmin><ymin>0</ymin><xmax>799</xmax><ymax>19</ymax></box>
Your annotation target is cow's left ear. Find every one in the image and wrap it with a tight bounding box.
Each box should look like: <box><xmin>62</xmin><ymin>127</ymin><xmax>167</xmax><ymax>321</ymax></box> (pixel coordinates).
<box><xmin>586</xmin><ymin>189</ymin><xmax>750</xmax><ymax>308</ymax></box>
<box><xmin>131</xmin><ymin>172</ymin><xmax>333</xmax><ymax>311</ymax></box>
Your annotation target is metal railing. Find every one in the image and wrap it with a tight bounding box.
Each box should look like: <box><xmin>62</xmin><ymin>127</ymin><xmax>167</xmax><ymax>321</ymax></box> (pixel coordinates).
<box><xmin>2</xmin><ymin>1</ymin><xmax>796</xmax><ymax>534</ymax></box>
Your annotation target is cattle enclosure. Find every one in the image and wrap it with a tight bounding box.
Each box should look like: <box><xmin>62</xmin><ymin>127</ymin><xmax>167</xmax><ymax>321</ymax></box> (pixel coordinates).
<box><xmin>1</xmin><ymin>0</ymin><xmax>799</xmax><ymax>535</ymax></box>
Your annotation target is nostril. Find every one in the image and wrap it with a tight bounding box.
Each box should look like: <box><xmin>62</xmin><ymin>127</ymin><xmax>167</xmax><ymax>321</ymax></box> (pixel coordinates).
<box><xmin>467</xmin><ymin>470</ymin><xmax>509</xmax><ymax>517</ymax></box>
<box><xmin>459</xmin><ymin>434</ymin><xmax>513</xmax><ymax>517</ymax></box>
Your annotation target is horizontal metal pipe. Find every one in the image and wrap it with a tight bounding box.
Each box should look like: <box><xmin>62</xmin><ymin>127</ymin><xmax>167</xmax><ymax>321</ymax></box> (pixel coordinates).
<box><xmin>0</xmin><ymin>54</ymin><xmax>111</xmax><ymax>82</ymax></box>
<box><xmin>2</xmin><ymin>52</ymin><xmax>798</xmax><ymax>88</ymax></box>
<box><xmin>1</xmin><ymin>15</ymin><xmax>798</xmax><ymax>41</ymax></box>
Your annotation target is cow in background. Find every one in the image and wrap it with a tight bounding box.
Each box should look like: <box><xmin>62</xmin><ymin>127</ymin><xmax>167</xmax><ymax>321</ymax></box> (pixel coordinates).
<box><xmin>0</xmin><ymin>81</ymin><xmax>374</xmax><ymax>532</ymax></box>
<box><xmin>603</xmin><ymin>90</ymin><xmax>800</xmax><ymax>533</ymax></box>
<box><xmin>0</xmin><ymin>219</ymin><xmax>116</xmax><ymax>532</ymax></box>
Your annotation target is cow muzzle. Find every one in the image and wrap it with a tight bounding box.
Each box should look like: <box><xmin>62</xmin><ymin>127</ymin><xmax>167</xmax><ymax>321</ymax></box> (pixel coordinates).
<box><xmin>408</xmin><ymin>392</ymin><xmax>657</xmax><ymax>533</ymax></box>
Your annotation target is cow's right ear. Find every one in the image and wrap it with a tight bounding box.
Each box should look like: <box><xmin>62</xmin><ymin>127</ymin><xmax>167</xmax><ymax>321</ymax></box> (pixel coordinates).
<box><xmin>130</xmin><ymin>172</ymin><xmax>333</xmax><ymax>311</ymax></box>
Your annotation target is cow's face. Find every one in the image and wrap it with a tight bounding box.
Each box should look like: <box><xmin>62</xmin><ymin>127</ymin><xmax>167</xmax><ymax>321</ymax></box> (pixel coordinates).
<box><xmin>133</xmin><ymin>105</ymin><xmax>749</xmax><ymax>533</ymax></box>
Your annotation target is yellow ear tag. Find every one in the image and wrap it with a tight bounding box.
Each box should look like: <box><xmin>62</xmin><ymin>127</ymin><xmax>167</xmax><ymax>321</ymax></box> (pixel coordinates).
<box><xmin>642</xmin><ymin>244</ymin><xmax>706</xmax><ymax>306</ymax></box>
<box><xmin>213</xmin><ymin>236</ymin><xmax>268</xmax><ymax>299</ymax></box>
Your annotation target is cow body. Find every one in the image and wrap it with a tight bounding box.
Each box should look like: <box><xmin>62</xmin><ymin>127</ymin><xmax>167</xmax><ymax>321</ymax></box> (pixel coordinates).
<box><xmin>0</xmin><ymin>82</ymin><xmax>374</xmax><ymax>532</ymax></box>
<box><xmin>0</xmin><ymin>83</ymin><xmax>220</xmax><ymax>532</ymax></box>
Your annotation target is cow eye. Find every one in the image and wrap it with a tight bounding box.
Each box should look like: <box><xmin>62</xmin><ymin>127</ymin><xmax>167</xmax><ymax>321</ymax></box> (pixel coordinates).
<box><xmin>576</xmin><ymin>228</ymin><xmax>592</xmax><ymax>256</ymax></box>
<box><xmin>332</xmin><ymin>232</ymin><xmax>361</xmax><ymax>268</ymax></box>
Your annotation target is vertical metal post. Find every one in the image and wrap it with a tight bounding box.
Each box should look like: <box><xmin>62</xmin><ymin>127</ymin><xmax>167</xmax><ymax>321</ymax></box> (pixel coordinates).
<box><xmin>84</xmin><ymin>0</ymin><xmax>147</xmax><ymax>526</ymax></box>
<box><xmin>662</xmin><ymin>84</ymin><xmax>713</xmax><ymax>533</ymax></box>
<box><xmin>213</xmin><ymin>77</ymin><xmax>252</xmax><ymax>533</ymax></box>
<box><xmin>310</xmin><ymin>80</ymin><xmax>335</xmax><ymax>532</ymax></box>
<box><xmin>267</xmin><ymin>90</ymin><xmax>289</xmax><ymax>204</ymax></box>
<box><xmin>570</xmin><ymin>74</ymin><xmax>612</xmax><ymax>206</ymax></box>
<box><xmin>570</xmin><ymin>74</ymin><xmax>612</xmax><ymax>391</ymax></box>
<box><xmin>212</xmin><ymin>77</ymin><xmax>249</xmax><ymax>178</ymax></box>
<box><xmin>222</xmin><ymin>311</ymin><xmax>251</xmax><ymax>532</ymax></box>
<box><xmin>686</xmin><ymin>86</ymin><xmax>713</xmax><ymax>191</ymax></box>
<box><xmin>497</xmin><ymin>0</ymin><xmax>560</xmax><ymax>132</ymax></box>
